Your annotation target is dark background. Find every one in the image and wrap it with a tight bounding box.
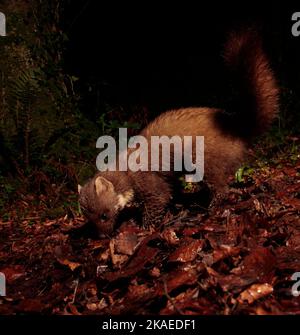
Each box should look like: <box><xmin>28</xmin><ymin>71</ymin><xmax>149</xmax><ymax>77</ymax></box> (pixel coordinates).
<box><xmin>63</xmin><ymin>0</ymin><xmax>300</xmax><ymax>121</ymax></box>
<box><xmin>1</xmin><ymin>0</ymin><xmax>299</xmax><ymax>202</ymax></box>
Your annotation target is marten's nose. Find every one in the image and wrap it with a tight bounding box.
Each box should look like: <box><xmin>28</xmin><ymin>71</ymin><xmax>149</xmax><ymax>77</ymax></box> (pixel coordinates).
<box><xmin>96</xmin><ymin>220</ymin><xmax>114</xmax><ymax>238</ymax></box>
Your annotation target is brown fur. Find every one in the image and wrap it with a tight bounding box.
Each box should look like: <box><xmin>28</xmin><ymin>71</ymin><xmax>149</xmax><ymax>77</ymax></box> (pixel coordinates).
<box><xmin>79</xmin><ymin>29</ymin><xmax>279</xmax><ymax>236</ymax></box>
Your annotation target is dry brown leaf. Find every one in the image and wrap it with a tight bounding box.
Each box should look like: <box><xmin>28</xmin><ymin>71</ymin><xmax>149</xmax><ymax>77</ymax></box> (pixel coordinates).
<box><xmin>168</xmin><ymin>239</ymin><xmax>203</xmax><ymax>263</ymax></box>
<box><xmin>114</xmin><ymin>231</ymin><xmax>139</xmax><ymax>255</ymax></box>
<box><xmin>56</xmin><ymin>258</ymin><xmax>82</xmax><ymax>272</ymax></box>
<box><xmin>237</xmin><ymin>283</ymin><xmax>273</xmax><ymax>304</ymax></box>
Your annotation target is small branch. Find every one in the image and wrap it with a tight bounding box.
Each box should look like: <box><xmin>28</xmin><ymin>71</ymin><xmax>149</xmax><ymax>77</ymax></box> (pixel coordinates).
<box><xmin>163</xmin><ymin>279</ymin><xmax>183</xmax><ymax>315</ymax></box>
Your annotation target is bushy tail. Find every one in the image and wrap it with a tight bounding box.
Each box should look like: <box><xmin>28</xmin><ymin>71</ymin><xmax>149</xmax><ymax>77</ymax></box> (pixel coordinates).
<box><xmin>221</xmin><ymin>28</ymin><xmax>279</xmax><ymax>139</ymax></box>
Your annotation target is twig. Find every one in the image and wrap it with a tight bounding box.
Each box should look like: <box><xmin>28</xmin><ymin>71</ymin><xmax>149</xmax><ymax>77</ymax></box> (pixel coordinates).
<box><xmin>163</xmin><ymin>279</ymin><xmax>183</xmax><ymax>314</ymax></box>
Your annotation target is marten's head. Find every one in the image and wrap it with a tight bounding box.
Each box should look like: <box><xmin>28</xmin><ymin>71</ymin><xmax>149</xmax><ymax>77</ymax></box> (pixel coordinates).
<box><xmin>78</xmin><ymin>173</ymin><xmax>134</xmax><ymax>237</ymax></box>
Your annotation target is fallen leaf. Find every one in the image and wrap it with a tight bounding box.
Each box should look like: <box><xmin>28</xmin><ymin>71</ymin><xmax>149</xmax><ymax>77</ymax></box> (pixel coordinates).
<box><xmin>56</xmin><ymin>258</ymin><xmax>82</xmax><ymax>272</ymax></box>
<box><xmin>168</xmin><ymin>239</ymin><xmax>204</xmax><ymax>263</ymax></box>
<box><xmin>238</xmin><ymin>283</ymin><xmax>273</xmax><ymax>304</ymax></box>
<box><xmin>0</xmin><ymin>265</ymin><xmax>26</xmax><ymax>281</ymax></box>
<box><xmin>114</xmin><ymin>231</ymin><xmax>139</xmax><ymax>255</ymax></box>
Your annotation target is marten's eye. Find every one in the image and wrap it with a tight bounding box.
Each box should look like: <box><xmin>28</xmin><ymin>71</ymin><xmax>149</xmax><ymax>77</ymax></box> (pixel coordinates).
<box><xmin>100</xmin><ymin>213</ymin><xmax>108</xmax><ymax>221</ymax></box>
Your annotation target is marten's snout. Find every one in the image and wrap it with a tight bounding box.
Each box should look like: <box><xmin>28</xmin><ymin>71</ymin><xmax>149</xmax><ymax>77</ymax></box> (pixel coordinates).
<box><xmin>94</xmin><ymin>216</ymin><xmax>115</xmax><ymax>237</ymax></box>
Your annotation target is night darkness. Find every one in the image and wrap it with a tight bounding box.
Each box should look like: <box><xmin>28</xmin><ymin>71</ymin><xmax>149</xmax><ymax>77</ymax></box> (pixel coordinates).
<box><xmin>64</xmin><ymin>1</ymin><xmax>299</xmax><ymax>119</ymax></box>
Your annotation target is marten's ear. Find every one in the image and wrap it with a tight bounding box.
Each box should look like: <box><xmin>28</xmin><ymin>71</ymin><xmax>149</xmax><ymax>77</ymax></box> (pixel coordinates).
<box><xmin>78</xmin><ymin>184</ymin><xmax>82</xmax><ymax>194</ymax></box>
<box><xmin>95</xmin><ymin>176</ymin><xmax>115</xmax><ymax>196</ymax></box>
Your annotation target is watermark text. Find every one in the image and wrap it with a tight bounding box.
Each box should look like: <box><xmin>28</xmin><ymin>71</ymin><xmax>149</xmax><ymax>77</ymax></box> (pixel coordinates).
<box><xmin>292</xmin><ymin>272</ymin><xmax>300</xmax><ymax>297</ymax></box>
<box><xmin>292</xmin><ymin>12</ymin><xmax>300</xmax><ymax>37</ymax></box>
<box><xmin>96</xmin><ymin>128</ymin><xmax>204</xmax><ymax>182</ymax></box>
<box><xmin>0</xmin><ymin>12</ymin><xmax>6</xmax><ymax>36</ymax></box>
<box><xmin>0</xmin><ymin>272</ymin><xmax>6</xmax><ymax>296</ymax></box>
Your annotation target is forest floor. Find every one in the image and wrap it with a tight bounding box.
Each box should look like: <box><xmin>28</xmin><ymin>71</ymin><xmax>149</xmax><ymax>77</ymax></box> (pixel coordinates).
<box><xmin>1</xmin><ymin>140</ymin><xmax>300</xmax><ymax>315</ymax></box>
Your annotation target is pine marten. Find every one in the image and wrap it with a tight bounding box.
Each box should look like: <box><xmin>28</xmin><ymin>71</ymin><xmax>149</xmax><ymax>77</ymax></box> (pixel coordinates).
<box><xmin>78</xmin><ymin>29</ymin><xmax>279</xmax><ymax>237</ymax></box>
